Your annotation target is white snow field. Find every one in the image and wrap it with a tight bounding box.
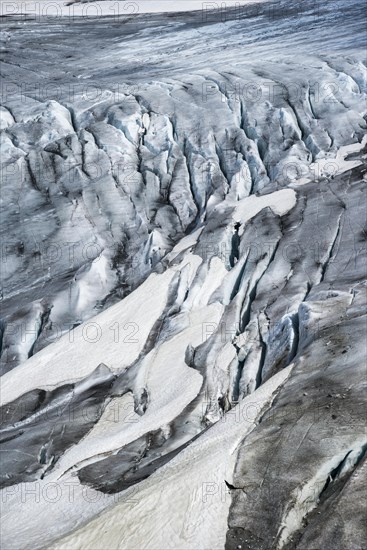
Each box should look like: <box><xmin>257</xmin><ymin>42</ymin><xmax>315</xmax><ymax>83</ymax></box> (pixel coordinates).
<box><xmin>1</xmin><ymin>0</ymin><xmax>263</xmax><ymax>17</ymax></box>
<box><xmin>0</xmin><ymin>0</ymin><xmax>366</xmax><ymax>549</ymax></box>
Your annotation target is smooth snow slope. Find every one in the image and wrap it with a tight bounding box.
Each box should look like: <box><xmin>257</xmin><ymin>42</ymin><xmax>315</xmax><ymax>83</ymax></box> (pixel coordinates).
<box><xmin>0</xmin><ymin>1</ymin><xmax>366</xmax><ymax>549</ymax></box>
<box><xmin>1</xmin><ymin>0</ymin><xmax>264</xmax><ymax>17</ymax></box>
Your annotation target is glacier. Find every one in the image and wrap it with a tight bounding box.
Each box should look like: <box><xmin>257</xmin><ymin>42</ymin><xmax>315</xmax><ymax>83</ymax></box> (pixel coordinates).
<box><xmin>0</xmin><ymin>1</ymin><xmax>366</xmax><ymax>549</ymax></box>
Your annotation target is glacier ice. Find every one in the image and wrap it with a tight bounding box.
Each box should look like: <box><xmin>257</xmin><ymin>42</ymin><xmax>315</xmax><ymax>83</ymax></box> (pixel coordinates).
<box><xmin>0</xmin><ymin>1</ymin><xmax>366</xmax><ymax>549</ymax></box>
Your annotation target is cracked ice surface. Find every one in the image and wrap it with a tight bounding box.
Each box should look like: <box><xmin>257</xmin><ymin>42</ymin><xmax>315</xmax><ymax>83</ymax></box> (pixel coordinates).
<box><xmin>0</xmin><ymin>1</ymin><xmax>366</xmax><ymax>549</ymax></box>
